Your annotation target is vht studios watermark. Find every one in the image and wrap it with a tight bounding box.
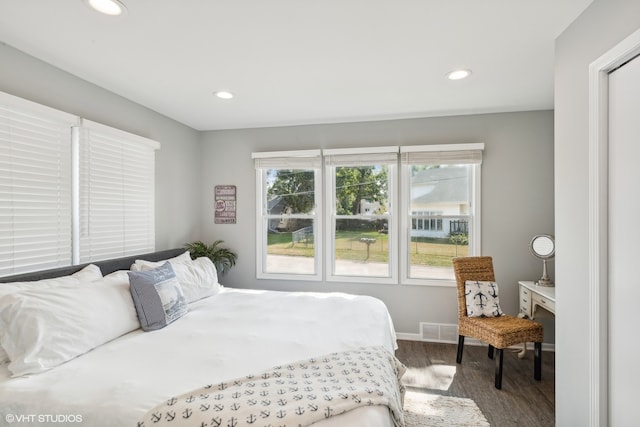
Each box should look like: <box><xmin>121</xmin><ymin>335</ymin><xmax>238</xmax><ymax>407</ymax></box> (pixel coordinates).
<box><xmin>4</xmin><ymin>414</ymin><xmax>83</xmax><ymax>424</ymax></box>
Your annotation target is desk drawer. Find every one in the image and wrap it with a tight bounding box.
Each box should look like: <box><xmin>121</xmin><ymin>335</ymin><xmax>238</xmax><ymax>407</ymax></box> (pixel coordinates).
<box><xmin>532</xmin><ymin>292</ymin><xmax>556</xmax><ymax>314</ymax></box>
<box><xmin>519</xmin><ymin>286</ymin><xmax>532</xmax><ymax>317</ymax></box>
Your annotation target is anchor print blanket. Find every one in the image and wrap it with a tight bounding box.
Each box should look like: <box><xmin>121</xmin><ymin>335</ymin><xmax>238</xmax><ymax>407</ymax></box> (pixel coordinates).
<box><xmin>137</xmin><ymin>346</ymin><xmax>406</xmax><ymax>427</ymax></box>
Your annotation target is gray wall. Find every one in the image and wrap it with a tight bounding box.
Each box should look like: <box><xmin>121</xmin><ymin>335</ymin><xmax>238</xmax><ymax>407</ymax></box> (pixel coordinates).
<box><xmin>200</xmin><ymin>111</ymin><xmax>555</xmax><ymax>337</ymax></box>
<box><xmin>0</xmin><ymin>42</ymin><xmax>202</xmax><ymax>250</ymax></box>
<box><xmin>555</xmin><ymin>0</ymin><xmax>640</xmax><ymax>425</ymax></box>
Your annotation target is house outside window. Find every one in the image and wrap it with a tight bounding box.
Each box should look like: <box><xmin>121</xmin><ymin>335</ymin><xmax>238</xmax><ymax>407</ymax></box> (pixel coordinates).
<box><xmin>400</xmin><ymin>144</ymin><xmax>483</xmax><ymax>284</ymax></box>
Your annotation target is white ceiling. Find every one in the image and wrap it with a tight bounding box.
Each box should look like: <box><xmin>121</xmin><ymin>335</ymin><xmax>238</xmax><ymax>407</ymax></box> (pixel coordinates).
<box><xmin>0</xmin><ymin>0</ymin><xmax>592</xmax><ymax>131</ymax></box>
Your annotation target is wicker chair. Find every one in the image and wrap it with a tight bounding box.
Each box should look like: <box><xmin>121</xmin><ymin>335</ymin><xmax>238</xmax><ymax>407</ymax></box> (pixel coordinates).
<box><xmin>452</xmin><ymin>256</ymin><xmax>543</xmax><ymax>389</ymax></box>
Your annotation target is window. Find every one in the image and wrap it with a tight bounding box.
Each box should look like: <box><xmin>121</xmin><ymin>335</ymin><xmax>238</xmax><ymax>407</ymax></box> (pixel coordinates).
<box><xmin>253</xmin><ymin>143</ymin><xmax>482</xmax><ymax>285</ymax></box>
<box><xmin>400</xmin><ymin>144</ymin><xmax>483</xmax><ymax>283</ymax></box>
<box><xmin>253</xmin><ymin>150</ymin><xmax>322</xmax><ymax>280</ymax></box>
<box><xmin>324</xmin><ymin>147</ymin><xmax>398</xmax><ymax>283</ymax></box>
<box><xmin>412</xmin><ymin>211</ymin><xmax>443</xmax><ymax>231</ymax></box>
<box><xmin>0</xmin><ymin>91</ymin><xmax>160</xmax><ymax>277</ymax></box>
<box><xmin>76</xmin><ymin>119</ymin><xmax>159</xmax><ymax>263</ymax></box>
<box><xmin>0</xmin><ymin>92</ymin><xmax>77</xmax><ymax>276</ymax></box>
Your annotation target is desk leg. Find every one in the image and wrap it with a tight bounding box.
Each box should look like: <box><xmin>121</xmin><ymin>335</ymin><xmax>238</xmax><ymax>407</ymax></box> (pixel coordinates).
<box><xmin>517</xmin><ymin>343</ymin><xmax>527</xmax><ymax>359</ymax></box>
<box><xmin>517</xmin><ymin>312</ymin><xmax>529</xmax><ymax>359</ymax></box>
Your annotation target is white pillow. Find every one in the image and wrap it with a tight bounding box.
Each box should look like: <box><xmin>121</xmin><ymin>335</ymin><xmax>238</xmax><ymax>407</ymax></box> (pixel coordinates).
<box><xmin>182</xmin><ymin>257</ymin><xmax>220</xmax><ymax>301</ymax></box>
<box><xmin>68</xmin><ymin>263</ymin><xmax>104</xmax><ymax>282</ymax></box>
<box><xmin>129</xmin><ymin>251</ymin><xmax>192</xmax><ymax>272</ymax></box>
<box><xmin>0</xmin><ymin>264</ymin><xmax>103</xmax><ymax>364</ymax></box>
<box><xmin>135</xmin><ymin>256</ymin><xmax>220</xmax><ymax>303</ymax></box>
<box><xmin>0</xmin><ymin>270</ymin><xmax>139</xmax><ymax>377</ymax></box>
<box><xmin>0</xmin><ymin>264</ymin><xmax>103</xmax><ymax>299</ymax></box>
<box><xmin>464</xmin><ymin>280</ymin><xmax>504</xmax><ymax>318</ymax></box>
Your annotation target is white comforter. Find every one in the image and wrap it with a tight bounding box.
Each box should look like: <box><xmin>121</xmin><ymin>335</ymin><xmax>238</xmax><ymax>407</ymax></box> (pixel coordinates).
<box><xmin>0</xmin><ymin>288</ymin><xmax>398</xmax><ymax>427</ymax></box>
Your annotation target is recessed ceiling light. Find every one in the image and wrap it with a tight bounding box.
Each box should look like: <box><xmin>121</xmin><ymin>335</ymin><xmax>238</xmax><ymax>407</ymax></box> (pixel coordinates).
<box><xmin>214</xmin><ymin>91</ymin><xmax>234</xmax><ymax>100</ymax></box>
<box><xmin>84</xmin><ymin>0</ymin><xmax>127</xmax><ymax>16</ymax></box>
<box><xmin>446</xmin><ymin>69</ymin><xmax>472</xmax><ymax>81</ymax></box>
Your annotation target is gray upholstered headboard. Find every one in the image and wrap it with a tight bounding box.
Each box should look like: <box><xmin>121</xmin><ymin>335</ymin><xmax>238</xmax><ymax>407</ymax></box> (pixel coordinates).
<box><xmin>0</xmin><ymin>248</ymin><xmax>186</xmax><ymax>283</ymax></box>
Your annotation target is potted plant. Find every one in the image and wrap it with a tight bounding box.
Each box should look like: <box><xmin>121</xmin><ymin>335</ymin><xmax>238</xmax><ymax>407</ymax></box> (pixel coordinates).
<box><xmin>183</xmin><ymin>240</ymin><xmax>237</xmax><ymax>276</ymax></box>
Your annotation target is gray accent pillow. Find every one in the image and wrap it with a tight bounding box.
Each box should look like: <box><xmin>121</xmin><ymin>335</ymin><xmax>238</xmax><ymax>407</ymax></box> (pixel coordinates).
<box><xmin>128</xmin><ymin>262</ymin><xmax>188</xmax><ymax>331</ymax></box>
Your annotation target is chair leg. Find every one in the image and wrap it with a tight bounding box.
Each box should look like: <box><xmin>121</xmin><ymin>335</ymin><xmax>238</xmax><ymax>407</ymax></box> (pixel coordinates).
<box><xmin>488</xmin><ymin>344</ymin><xmax>494</xmax><ymax>359</ymax></box>
<box><xmin>456</xmin><ymin>335</ymin><xmax>465</xmax><ymax>363</ymax></box>
<box><xmin>534</xmin><ymin>342</ymin><xmax>542</xmax><ymax>381</ymax></box>
<box><xmin>494</xmin><ymin>348</ymin><xmax>504</xmax><ymax>389</ymax></box>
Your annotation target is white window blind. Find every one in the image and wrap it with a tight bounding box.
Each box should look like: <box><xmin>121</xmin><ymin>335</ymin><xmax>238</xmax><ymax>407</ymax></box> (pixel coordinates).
<box><xmin>78</xmin><ymin>119</ymin><xmax>160</xmax><ymax>263</ymax></box>
<box><xmin>400</xmin><ymin>143</ymin><xmax>484</xmax><ymax>165</ymax></box>
<box><xmin>0</xmin><ymin>92</ymin><xmax>77</xmax><ymax>276</ymax></box>
<box><xmin>324</xmin><ymin>146</ymin><xmax>399</xmax><ymax>167</ymax></box>
<box><xmin>252</xmin><ymin>149</ymin><xmax>322</xmax><ymax>169</ymax></box>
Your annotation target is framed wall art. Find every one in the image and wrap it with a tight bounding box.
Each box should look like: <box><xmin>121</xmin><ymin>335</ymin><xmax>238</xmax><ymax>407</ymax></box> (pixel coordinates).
<box><xmin>214</xmin><ymin>185</ymin><xmax>236</xmax><ymax>224</ymax></box>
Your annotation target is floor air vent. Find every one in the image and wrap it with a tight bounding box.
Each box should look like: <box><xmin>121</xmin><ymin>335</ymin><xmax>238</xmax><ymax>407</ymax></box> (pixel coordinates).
<box><xmin>420</xmin><ymin>323</ymin><xmax>459</xmax><ymax>344</ymax></box>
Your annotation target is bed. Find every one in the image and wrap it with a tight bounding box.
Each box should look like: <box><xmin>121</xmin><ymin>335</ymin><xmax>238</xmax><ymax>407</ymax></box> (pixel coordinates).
<box><xmin>0</xmin><ymin>249</ymin><xmax>403</xmax><ymax>427</ymax></box>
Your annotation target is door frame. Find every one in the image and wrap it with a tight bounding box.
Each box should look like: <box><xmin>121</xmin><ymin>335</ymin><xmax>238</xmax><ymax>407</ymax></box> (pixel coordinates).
<box><xmin>588</xmin><ymin>28</ymin><xmax>640</xmax><ymax>427</ymax></box>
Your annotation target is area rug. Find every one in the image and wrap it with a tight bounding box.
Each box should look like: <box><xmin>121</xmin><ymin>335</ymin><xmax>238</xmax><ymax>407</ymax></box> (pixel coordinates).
<box><xmin>403</xmin><ymin>389</ymin><xmax>490</xmax><ymax>427</ymax></box>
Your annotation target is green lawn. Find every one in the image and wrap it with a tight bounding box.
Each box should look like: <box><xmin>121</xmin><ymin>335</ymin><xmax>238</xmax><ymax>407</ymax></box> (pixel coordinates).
<box><xmin>268</xmin><ymin>231</ymin><xmax>468</xmax><ymax>267</ymax></box>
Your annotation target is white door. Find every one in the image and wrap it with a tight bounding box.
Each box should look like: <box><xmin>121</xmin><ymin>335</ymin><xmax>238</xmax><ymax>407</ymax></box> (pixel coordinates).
<box><xmin>608</xmin><ymin>53</ymin><xmax>640</xmax><ymax>426</ymax></box>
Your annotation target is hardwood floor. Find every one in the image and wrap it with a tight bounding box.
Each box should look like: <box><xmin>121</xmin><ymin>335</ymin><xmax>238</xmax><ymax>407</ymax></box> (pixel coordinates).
<box><xmin>394</xmin><ymin>340</ymin><xmax>555</xmax><ymax>427</ymax></box>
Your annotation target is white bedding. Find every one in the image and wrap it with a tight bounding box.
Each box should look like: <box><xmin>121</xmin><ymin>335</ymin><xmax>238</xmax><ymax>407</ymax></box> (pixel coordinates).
<box><xmin>0</xmin><ymin>288</ymin><xmax>398</xmax><ymax>427</ymax></box>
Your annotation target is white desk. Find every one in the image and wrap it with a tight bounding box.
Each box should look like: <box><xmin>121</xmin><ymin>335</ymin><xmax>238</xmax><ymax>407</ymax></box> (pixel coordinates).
<box><xmin>517</xmin><ymin>281</ymin><xmax>555</xmax><ymax>358</ymax></box>
<box><xmin>518</xmin><ymin>281</ymin><xmax>556</xmax><ymax>318</ymax></box>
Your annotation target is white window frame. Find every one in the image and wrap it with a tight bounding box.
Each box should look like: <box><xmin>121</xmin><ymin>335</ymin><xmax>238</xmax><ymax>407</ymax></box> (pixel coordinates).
<box><xmin>400</xmin><ymin>143</ymin><xmax>483</xmax><ymax>286</ymax></box>
<box><xmin>252</xmin><ymin>144</ymin><xmax>482</xmax><ymax>286</ymax></box>
<box><xmin>253</xmin><ymin>149</ymin><xmax>323</xmax><ymax>281</ymax></box>
<box><xmin>324</xmin><ymin>146</ymin><xmax>399</xmax><ymax>285</ymax></box>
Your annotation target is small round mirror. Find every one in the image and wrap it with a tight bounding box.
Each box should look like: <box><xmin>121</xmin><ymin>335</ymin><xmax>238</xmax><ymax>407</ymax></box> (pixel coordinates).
<box><xmin>530</xmin><ymin>234</ymin><xmax>555</xmax><ymax>287</ymax></box>
<box><xmin>531</xmin><ymin>234</ymin><xmax>555</xmax><ymax>259</ymax></box>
